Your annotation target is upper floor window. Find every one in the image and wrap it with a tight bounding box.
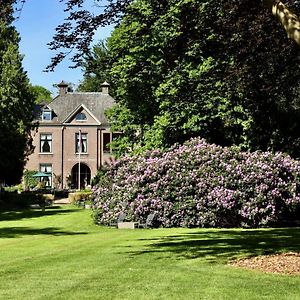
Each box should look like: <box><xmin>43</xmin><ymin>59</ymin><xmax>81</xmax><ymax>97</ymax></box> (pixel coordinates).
<box><xmin>42</xmin><ymin>110</ymin><xmax>52</xmax><ymax>121</ymax></box>
<box><xmin>40</xmin><ymin>134</ymin><xmax>52</xmax><ymax>153</ymax></box>
<box><xmin>75</xmin><ymin>112</ymin><xmax>87</xmax><ymax>121</ymax></box>
<box><xmin>102</xmin><ymin>132</ymin><xmax>121</xmax><ymax>153</ymax></box>
<box><xmin>75</xmin><ymin>132</ymin><xmax>87</xmax><ymax>153</ymax></box>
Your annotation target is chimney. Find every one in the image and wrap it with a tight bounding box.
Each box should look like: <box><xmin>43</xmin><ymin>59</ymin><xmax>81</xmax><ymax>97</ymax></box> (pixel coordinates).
<box><xmin>101</xmin><ymin>81</ymin><xmax>110</xmax><ymax>94</ymax></box>
<box><xmin>57</xmin><ymin>80</ymin><xmax>68</xmax><ymax>96</ymax></box>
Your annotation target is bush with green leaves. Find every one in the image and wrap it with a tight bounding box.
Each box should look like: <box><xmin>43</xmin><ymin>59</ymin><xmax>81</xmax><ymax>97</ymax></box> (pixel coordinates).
<box><xmin>92</xmin><ymin>137</ymin><xmax>300</xmax><ymax>228</ymax></box>
<box><xmin>0</xmin><ymin>191</ymin><xmax>48</xmax><ymax>210</ymax></box>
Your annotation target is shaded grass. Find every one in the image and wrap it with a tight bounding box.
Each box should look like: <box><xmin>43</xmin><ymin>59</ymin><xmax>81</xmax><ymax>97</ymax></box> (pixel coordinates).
<box><xmin>0</xmin><ymin>205</ymin><xmax>300</xmax><ymax>300</ymax></box>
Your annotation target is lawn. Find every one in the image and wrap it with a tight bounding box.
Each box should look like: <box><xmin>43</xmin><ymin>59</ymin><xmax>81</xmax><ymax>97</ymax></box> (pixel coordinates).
<box><xmin>0</xmin><ymin>205</ymin><xmax>300</xmax><ymax>300</ymax></box>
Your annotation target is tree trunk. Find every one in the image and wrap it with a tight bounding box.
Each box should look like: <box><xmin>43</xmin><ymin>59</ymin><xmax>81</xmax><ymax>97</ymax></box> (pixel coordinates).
<box><xmin>263</xmin><ymin>0</ymin><xmax>300</xmax><ymax>45</ymax></box>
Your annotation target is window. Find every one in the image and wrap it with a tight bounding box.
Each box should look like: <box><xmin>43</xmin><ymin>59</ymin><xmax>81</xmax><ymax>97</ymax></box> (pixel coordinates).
<box><xmin>75</xmin><ymin>112</ymin><xmax>87</xmax><ymax>121</ymax></box>
<box><xmin>42</xmin><ymin>110</ymin><xmax>52</xmax><ymax>121</ymax></box>
<box><xmin>40</xmin><ymin>164</ymin><xmax>52</xmax><ymax>187</ymax></box>
<box><xmin>103</xmin><ymin>132</ymin><xmax>111</xmax><ymax>153</ymax></box>
<box><xmin>40</xmin><ymin>164</ymin><xmax>52</xmax><ymax>174</ymax></box>
<box><xmin>75</xmin><ymin>132</ymin><xmax>87</xmax><ymax>153</ymax></box>
<box><xmin>40</xmin><ymin>134</ymin><xmax>52</xmax><ymax>153</ymax></box>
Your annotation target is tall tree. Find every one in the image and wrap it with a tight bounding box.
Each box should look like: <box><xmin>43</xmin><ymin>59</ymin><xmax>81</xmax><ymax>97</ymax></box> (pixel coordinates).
<box><xmin>9</xmin><ymin>1</ymin><xmax>300</xmax><ymax>69</ymax></box>
<box><xmin>96</xmin><ymin>0</ymin><xmax>300</xmax><ymax>156</ymax></box>
<box><xmin>31</xmin><ymin>85</ymin><xmax>52</xmax><ymax>104</ymax></box>
<box><xmin>0</xmin><ymin>4</ymin><xmax>35</xmax><ymax>185</ymax></box>
<box><xmin>263</xmin><ymin>0</ymin><xmax>300</xmax><ymax>45</ymax></box>
<box><xmin>45</xmin><ymin>0</ymin><xmax>300</xmax><ymax>69</ymax></box>
<box><xmin>77</xmin><ymin>40</ymin><xmax>112</xmax><ymax>93</ymax></box>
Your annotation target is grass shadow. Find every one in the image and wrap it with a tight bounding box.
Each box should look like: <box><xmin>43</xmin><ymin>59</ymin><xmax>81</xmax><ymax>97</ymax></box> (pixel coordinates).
<box><xmin>129</xmin><ymin>228</ymin><xmax>300</xmax><ymax>263</ymax></box>
<box><xmin>0</xmin><ymin>206</ymin><xmax>79</xmax><ymax>222</ymax></box>
<box><xmin>0</xmin><ymin>226</ymin><xmax>87</xmax><ymax>238</ymax></box>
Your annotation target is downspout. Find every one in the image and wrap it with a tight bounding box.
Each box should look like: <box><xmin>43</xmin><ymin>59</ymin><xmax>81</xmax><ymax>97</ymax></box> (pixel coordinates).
<box><xmin>99</xmin><ymin>128</ymin><xmax>103</xmax><ymax>169</ymax></box>
<box><xmin>97</xmin><ymin>127</ymin><xmax>99</xmax><ymax>170</ymax></box>
<box><xmin>61</xmin><ymin>126</ymin><xmax>65</xmax><ymax>189</ymax></box>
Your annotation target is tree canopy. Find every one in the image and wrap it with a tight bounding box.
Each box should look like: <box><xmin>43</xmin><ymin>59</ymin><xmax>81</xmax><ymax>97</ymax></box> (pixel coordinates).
<box><xmin>77</xmin><ymin>40</ymin><xmax>112</xmax><ymax>92</ymax></box>
<box><xmin>4</xmin><ymin>0</ymin><xmax>300</xmax><ymax>169</ymax></box>
<box><xmin>79</xmin><ymin>0</ymin><xmax>300</xmax><ymax>157</ymax></box>
<box><xmin>0</xmin><ymin>3</ymin><xmax>35</xmax><ymax>185</ymax></box>
<box><xmin>43</xmin><ymin>0</ymin><xmax>300</xmax><ymax>69</ymax></box>
<box><xmin>31</xmin><ymin>85</ymin><xmax>52</xmax><ymax>104</ymax></box>
<box><xmin>9</xmin><ymin>1</ymin><xmax>300</xmax><ymax>70</ymax></box>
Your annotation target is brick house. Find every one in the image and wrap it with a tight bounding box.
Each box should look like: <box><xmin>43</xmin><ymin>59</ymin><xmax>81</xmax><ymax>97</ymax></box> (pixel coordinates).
<box><xmin>26</xmin><ymin>81</ymin><xmax>116</xmax><ymax>189</ymax></box>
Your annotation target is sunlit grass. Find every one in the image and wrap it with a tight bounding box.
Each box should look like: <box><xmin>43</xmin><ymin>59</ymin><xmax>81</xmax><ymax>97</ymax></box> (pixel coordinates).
<box><xmin>0</xmin><ymin>205</ymin><xmax>299</xmax><ymax>300</ymax></box>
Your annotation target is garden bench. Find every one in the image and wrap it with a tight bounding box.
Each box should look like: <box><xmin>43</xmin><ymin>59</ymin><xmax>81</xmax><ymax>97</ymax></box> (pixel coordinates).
<box><xmin>109</xmin><ymin>212</ymin><xmax>126</xmax><ymax>227</ymax></box>
<box><xmin>137</xmin><ymin>213</ymin><xmax>157</xmax><ymax>229</ymax></box>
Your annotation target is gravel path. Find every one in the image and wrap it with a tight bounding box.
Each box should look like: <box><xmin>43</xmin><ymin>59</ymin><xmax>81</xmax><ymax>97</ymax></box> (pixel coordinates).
<box><xmin>53</xmin><ymin>198</ymin><xmax>71</xmax><ymax>204</ymax></box>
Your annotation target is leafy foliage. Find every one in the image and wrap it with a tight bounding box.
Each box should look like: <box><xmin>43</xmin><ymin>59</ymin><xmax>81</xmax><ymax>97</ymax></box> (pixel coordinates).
<box><xmin>9</xmin><ymin>1</ymin><xmax>300</xmax><ymax>69</ymax></box>
<box><xmin>0</xmin><ymin>11</ymin><xmax>35</xmax><ymax>184</ymax></box>
<box><xmin>77</xmin><ymin>40</ymin><xmax>114</xmax><ymax>93</ymax></box>
<box><xmin>99</xmin><ymin>0</ymin><xmax>300</xmax><ymax>156</ymax></box>
<box><xmin>23</xmin><ymin>169</ymin><xmax>38</xmax><ymax>190</ymax></box>
<box><xmin>92</xmin><ymin>137</ymin><xmax>300</xmax><ymax>228</ymax></box>
<box><xmin>31</xmin><ymin>85</ymin><xmax>52</xmax><ymax>104</ymax></box>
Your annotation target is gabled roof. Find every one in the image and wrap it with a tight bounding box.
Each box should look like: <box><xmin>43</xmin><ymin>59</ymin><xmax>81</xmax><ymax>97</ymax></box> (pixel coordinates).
<box><xmin>62</xmin><ymin>103</ymin><xmax>101</xmax><ymax>124</ymax></box>
<box><xmin>34</xmin><ymin>92</ymin><xmax>116</xmax><ymax>126</ymax></box>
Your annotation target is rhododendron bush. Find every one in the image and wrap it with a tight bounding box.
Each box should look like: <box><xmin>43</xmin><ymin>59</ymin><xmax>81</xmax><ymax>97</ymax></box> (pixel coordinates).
<box><xmin>92</xmin><ymin>138</ymin><xmax>300</xmax><ymax>228</ymax></box>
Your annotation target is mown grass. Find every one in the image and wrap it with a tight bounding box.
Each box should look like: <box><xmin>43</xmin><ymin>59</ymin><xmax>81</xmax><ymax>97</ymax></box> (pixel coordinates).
<box><xmin>0</xmin><ymin>205</ymin><xmax>300</xmax><ymax>300</ymax></box>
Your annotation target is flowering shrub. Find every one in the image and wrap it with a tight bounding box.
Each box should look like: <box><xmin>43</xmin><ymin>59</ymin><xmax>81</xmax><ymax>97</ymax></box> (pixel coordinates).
<box><xmin>92</xmin><ymin>138</ymin><xmax>300</xmax><ymax>228</ymax></box>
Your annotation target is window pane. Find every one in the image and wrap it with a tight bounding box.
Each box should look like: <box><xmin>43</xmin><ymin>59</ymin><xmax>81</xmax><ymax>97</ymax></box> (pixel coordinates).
<box><xmin>75</xmin><ymin>112</ymin><xmax>87</xmax><ymax>121</ymax></box>
<box><xmin>103</xmin><ymin>132</ymin><xmax>111</xmax><ymax>152</ymax></box>
<box><xmin>76</xmin><ymin>133</ymin><xmax>87</xmax><ymax>153</ymax></box>
<box><xmin>42</xmin><ymin>111</ymin><xmax>51</xmax><ymax>120</ymax></box>
<box><xmin>40</xmin><ymin>134</ymin><xmax>52</xmax><ymax>153</ymax></box>
<box><xmin>40</xmin><ymin>164</ymin><xmax>52</xmax><ymax>173</ymax></box>
<box><xmin>42</xmin><ymin>140</ymin><xmax>51</xmax><ymax>152</ymax></box>
<box><xmin>40</xmin><ymin>164</ymin><xmax>52</xmax><ymax>187</ymax></box>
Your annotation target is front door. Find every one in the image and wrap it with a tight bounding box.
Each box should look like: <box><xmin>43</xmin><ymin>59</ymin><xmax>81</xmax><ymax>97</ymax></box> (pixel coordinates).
<box><xmin>71</xmin><ymin>163</ymin><xmax>91</xmax><ymax>189</ymax></box>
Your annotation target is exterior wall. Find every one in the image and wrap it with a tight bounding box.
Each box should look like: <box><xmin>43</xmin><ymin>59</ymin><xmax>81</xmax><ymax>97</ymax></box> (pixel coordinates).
<box><xmin>26</xmin><ymin>125</ymin><xmax>63</xmax><ymax>184</ymax></box>
<box><xmin>26</xmin><ymin>124</ymin><xmax>113</xmax><ymax>189</ymax></box>
<box><xmin>62</xmin><ymin>125</ymin><xmax>99</xmax><ymax>187</ymax></box>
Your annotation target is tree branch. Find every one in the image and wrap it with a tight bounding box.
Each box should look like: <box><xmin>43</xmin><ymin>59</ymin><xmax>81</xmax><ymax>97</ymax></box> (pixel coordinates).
<box><xmin>263</xmin><ymin>0</ymin><xmax>300</xmax><ymax>45</ymax></box>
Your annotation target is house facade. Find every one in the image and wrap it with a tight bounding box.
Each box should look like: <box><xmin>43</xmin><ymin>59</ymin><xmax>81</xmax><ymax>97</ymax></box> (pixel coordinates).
<box><xmin>26</xmin><ymin>81</ymin><xmax>116</xmax><ymax>189</ymax></box>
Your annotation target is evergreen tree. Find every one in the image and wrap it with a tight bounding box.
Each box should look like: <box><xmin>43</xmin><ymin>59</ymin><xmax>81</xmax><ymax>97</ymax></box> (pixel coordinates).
<box><xmin>0</xmin><ymin>10</ymin><xmax>35</xmax><ymax>184</ymax></box>
<box><xmin>31</xmin><ymin>85</ymin><xmax>52</xmax><ymax>104</ymax></box>
<box><xmin>77</xmin><ymin>41</ymin><xmax>113</xmax><ymax>93</ymax></box>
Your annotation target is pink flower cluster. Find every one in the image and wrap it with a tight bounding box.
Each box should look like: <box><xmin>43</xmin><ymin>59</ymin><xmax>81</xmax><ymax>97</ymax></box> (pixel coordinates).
<box><xmin>92</xmin><ymin>137</ymin><xmax>300</xmax><ymax>227</ymax></box>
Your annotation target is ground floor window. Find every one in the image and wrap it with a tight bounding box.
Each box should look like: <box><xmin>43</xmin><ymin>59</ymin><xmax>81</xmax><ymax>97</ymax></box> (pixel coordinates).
<box><xmin>40</xmin><ymin>164</ymin><xmax>52</xmax><ymax>187</ymax></box>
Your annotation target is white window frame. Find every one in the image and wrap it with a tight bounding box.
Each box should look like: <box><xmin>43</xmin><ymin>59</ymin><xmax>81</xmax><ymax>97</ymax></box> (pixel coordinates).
<box><xmin>75</xmin><ymin>132</ymin><xmax>88</xmax><ymax>153</ymax></box>
<box><xmin>40</xmin><ymin>164</ymin><xmax>52</xmax><ymax>187</ymax></box>
<box><xmin>42</xmin><ymin>110</ymin><xmax>52</xmax><ymax>121</ymax></box>
<box><xmin>40</xmin><ymin>133</ymin><xmax>52</xmax><ymax>153</ymax></box>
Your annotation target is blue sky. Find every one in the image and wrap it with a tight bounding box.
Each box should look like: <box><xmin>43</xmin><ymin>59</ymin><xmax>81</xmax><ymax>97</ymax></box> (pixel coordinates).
<box><xmin>14</xmin><ymin>0</ymin><xmax>113</xmax><ymax>95</ymax></box>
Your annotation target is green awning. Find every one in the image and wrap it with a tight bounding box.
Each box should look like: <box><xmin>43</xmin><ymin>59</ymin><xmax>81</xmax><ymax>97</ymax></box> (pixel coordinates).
<box><xmin>32</xmin><ymin>172</ymin><xmax>51</xmax><ymax>177</ymax></box>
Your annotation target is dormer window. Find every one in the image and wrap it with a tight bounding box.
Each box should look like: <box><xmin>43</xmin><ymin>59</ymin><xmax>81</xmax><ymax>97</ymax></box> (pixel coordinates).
<box><xmin>75</xmin><ymin>112</ymin><xmax>87</xmax><ymax>121</ymax></box>
<box><xmin>42</xmin><ymin>109</ymin><xmax>52</xmax><ymax>121</ymax></box>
